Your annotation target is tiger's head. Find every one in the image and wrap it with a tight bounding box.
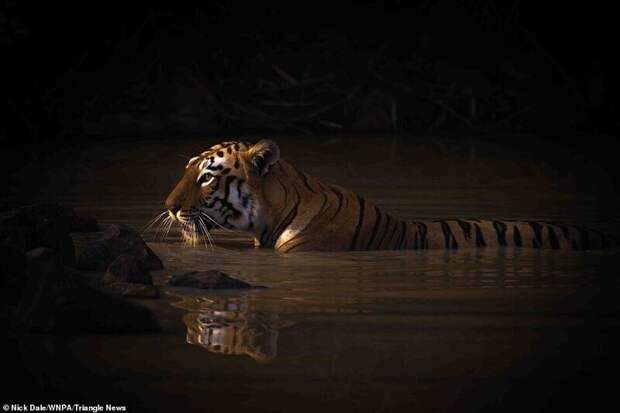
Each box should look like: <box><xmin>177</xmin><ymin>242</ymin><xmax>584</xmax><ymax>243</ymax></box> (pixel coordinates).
<box><xmin>164</xmin><ymin>139</ymin><xmax>280</xmax><ymax>243</ymax></box>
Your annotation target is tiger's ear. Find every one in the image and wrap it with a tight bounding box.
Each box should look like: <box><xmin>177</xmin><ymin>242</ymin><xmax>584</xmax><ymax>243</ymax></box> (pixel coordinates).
<box><xmin>246</xmin><ymin>139</ymin><xmax>280</xmax><ymax>175</ymax></box>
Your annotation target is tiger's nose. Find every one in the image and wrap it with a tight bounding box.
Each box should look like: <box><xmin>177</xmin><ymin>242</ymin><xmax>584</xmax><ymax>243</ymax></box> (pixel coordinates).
<box><xmin>166</xmin><ymin>200</ymin><xmax>182</xmax><ymax>216</ymax></box>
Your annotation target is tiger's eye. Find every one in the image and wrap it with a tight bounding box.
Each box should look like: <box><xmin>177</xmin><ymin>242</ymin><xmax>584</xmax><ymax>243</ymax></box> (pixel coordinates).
<box><xmin>200</xmin><ymin>176</ymin><xmax>216</xmax><ymax>188</ymax></box>
<box><xmin>198</xmin><ymin>172</ymin><xmax>214</xmax><ymax>185</ymax></box>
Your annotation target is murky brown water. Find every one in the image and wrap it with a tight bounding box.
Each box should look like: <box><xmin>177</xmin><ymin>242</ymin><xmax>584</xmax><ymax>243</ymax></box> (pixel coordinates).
<box><xmin>7</xmin><ymin>136</ymin><xmax>620</xmax><ymax>412</ymax></box>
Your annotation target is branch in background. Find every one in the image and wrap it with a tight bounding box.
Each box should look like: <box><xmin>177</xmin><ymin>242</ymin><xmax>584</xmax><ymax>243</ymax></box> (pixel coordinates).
<box><xmin>486</xmin><ymin>102</ymin><xmax>538</xmax><ymax>129</ymax></box>
<box><xmin>433</xmin><ymin>99</ymin><xmax>474</xmax><ymax>128</ymax></box>
<box><xmin>271</xmin><ymin>64</ymin><xmax>299</xmax><ymax>86</ymax></box>
<box><xmin>253</xmin><ymin>74</ymin><xmax>336</xmax><ymax>93</ymax></box>
<box><xmin>258</xmin><ymin>100</ymin><xmax>316</xmax><ymax>107</ymax></box>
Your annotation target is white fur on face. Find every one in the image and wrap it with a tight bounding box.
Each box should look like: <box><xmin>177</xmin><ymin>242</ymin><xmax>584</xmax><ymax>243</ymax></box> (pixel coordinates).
<box><xmin>186</xmin><ymin>156</ymin><xmax>200</xmax><ymax>169</ymax></box>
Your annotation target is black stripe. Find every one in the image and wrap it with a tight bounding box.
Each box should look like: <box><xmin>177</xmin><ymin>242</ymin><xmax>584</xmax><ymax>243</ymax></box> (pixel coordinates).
<box><xmin>550</xmin><ymin>221</ymin><xmax>570</xmax><ymax>240</ymax></box>
<box><xmin>528</xmin><ymin>221</ymin><xmax>543</xmax><ymax>249</ymax></box>
<box><xmin>492</xmin><ymin>221</ymin><xmax>508</xmax><ymax>246</ymax></box>
<box><xmin>349</xmin><ymin>195</ymin><xmax>366</xmax><ymax>250</ymax></box>
<box><xmin>418</xmin><ymin>222</ymin><xmax>428</xmax><ymax>249</ymax></box>
<box><xmin>259</xmin><ymin>227</ymin><xmax>269</xmax><ymax>246</ymax></box>
<box><xmin>318</xmin><ymin>192</ymin><xmax>330</xmax><ymax>214</ymax></box>
<box><xmin>376</xmin><ymin>215</ymin><xmax>393</xmax><ymax>250</ymax></box>
<box><xmin>457</xmin><ymin>220</ymin><xmax>472</xmax><ymax>241</ymax></box>
<box><xmin>300</xmin><ymin>173</ymin><xmax>316</xmax><ymax>193</ymax></box>
<box><xmin>547</xmin><ymin>225</ymin><xmax>560</xmax><ymax>249</ymax></box>
<box><xmin>236</xmin><ymin>179</ymin><xmax>244</xmax><ymax>201</ymax></box>
<box><xmin>412</xmin><ymin>223</ymin><xmax>419</xmax><ymax>249</ymax></box>
<box><xmin>440</xmin><ymin>221</ymin><xmax>458</xmax><ymax>249</ymax></box>
<box><xmin>474</xmin><ymin>223</ymin><xmax>486</xmax><ymax>247</ymax></box>
<box><xmin>384</xmin><ymin>219</ymin><xmax>401</xmax><ymax>248</ymax></box>
<box><xmin>366</xmin><ymin>206</ymin><xmax>382</xmax><ymax>250</ymax></box>
<box><xmin>330</xmin><ymin>186</ymin><xmax>345</xmax><ymax>218</ymax></box>
<box><xmin>214</xmin><ymin>176</ymin><xmax>242</xmax><ymax>221</ymax></box>
<box><xmin>275</xmin><ymin>176</ymin><xmax>289</xmax><ymax>204</ymax></box>
<box><xmin>513</xmin><ymin>225</ymin><xmax>523</xmax><ymax>247</ymax></box>
<box><xmin>293</xmin><ymin>166</ymin><xmax>316</xmax><ymax>193</ymax></box>
<box><xmin>395</xmin><ymin>221</ymin><xmax>408</xmax><ymax>249</ymax></box>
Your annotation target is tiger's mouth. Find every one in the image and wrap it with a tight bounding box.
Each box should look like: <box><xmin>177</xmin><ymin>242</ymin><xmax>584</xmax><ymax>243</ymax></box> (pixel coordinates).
<box><xmin>178</xmin><ymin>214</ymin><xmax>216</xmax><ymax>248</ymax></box>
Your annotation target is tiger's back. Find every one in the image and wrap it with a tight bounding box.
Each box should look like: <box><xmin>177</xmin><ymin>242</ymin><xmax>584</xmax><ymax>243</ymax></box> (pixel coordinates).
<box><xmin>259</xmin><ymin>161</ymin><xmax>617</xmax><ymax>252</ymax></box>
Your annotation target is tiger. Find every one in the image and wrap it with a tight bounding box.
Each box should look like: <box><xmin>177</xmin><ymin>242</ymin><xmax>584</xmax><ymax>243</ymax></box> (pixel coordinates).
<box><xmin>170</xmin><ymin>292</ymin><xmax>287</xmax><ymax>362</ymax></box>
<box><xmin>164</xmin><ymin>139</ymin><xmax>619</xmax><ymax>252</ymax></box>
<box><xmin>183</xmin><ymin>310</ymin><xmax>278</xmax><ymax>363</ymax></box>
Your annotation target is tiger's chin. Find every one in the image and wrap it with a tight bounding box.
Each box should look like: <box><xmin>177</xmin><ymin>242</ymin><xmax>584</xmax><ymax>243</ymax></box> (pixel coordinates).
<box><xmin>179</xmin><ymin>218</ymin><xmax>215</xmax><ymax>247</ymax></box>
<box><xmin>181</xmin><ymin>228</ymin><xmax>201</xmax><ymax>246</ymax></box>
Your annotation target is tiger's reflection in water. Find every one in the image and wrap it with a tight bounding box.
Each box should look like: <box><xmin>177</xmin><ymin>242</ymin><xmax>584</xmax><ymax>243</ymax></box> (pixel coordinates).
<box><xmin>171</xmin><ymin>294</ymin><xmax>292</xmax><ymax>362</ymax></box>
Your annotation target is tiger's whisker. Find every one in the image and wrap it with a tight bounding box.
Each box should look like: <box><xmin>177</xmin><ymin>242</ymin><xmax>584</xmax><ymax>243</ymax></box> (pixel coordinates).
<box><xmin>163</xmin><ymin>216</ymin><xmax>175</xmax><ymax>240</ymax></box>
<box><xmin>184</xmin><ymin>220</ymin><xmax>196</xmax><ymax>247</ymax></box>
<box><xmin>199</xmin><ymin>209</ymin><xmax>234</xmax><ymax>232</ymax></box>
<box><xmin>155</xmin><ymin>215</ymin><xmax>170</xmax><ymax>240</ymax></box>
<box><xmin>142</xmin><ymin>211</ymin><xmax>168</xmax><ymax>234</ymax></box>
<box><xmin>191</xmin><ymin>221</ymin><xmax>199</xmax><ymax>247</ymax></box>
<box><xmin>198</xmin><ymin>217</ymin><xmax>215</xmax><ymax>251</ymax></box>
<box><xmin>197</xmin><ymin>218</ymin><xmax>211</xmax><ymax>250</ymax></box>
<box><xmin>204</xmin><ymin>225</ymin><xmax>216</xmax><ymax>251</ymax></box>
<box><xmin>198</xmin><ymin>216</ymin><xmax>216</xmax><ymax>249</ymax></box>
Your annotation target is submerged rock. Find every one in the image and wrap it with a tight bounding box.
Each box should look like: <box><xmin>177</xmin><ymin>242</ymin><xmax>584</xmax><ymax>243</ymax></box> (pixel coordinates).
<box><xmin>75</xmin><ymin>241</ymin><xmax>110</xmax><ymax>271</ymax></box>
<box><xmin>104</xmin><ymin>254</ymin><xmax>152</xmax><ymax>285</ymax></box>
<box><xmin>103</xmin><ymin>281</ymin><xmax>160</xmax><ymax>298</ymax></box>
<box><xmin>0</xmin><ymin>203</ymin><xmax>90</xmax><ymax>266</ymax></box>
<box><xmin>0</xmin><ymin>203</ymin><xmax>98</xmax><ymax>233</ymax></box>
<box><xmin>102</xmin><ymin>254</ymin><xmax>158</xmax><ymax>298</ymax></box>
<box><xmin>76</xmin><ymin>224</ymin><xmax>163</xmax><ymax>271</ymax></box>
<box><xmin>166</xmin><ymin>270</ymin><xmax>262</xmax><ymax>290</ymax></box>
<box><xmin>16</xmin><ymin>247</ymin><xmax>160</xmax><ymax>333</ymax></box>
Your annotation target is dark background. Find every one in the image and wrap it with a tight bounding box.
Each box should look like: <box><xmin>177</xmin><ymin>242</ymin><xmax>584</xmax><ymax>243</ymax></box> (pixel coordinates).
<box><xmin>2</xmin><ymin>2</ymin><xmax>620</xmax><ymax>411</ymax></box>
<box><xmin>1</xmin><ymin>1</ymin><xmax>618</xmax><ymax>177</ymax></box>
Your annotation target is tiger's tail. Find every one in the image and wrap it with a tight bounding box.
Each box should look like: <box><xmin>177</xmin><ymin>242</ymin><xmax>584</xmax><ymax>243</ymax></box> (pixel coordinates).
<box><xmin>406</xmin><ymin>219</ymin><xmax>620</xmax><ymax>251</ymax></box>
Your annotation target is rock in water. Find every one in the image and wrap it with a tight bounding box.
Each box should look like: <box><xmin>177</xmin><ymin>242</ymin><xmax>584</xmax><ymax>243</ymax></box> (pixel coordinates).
<box><xmin>75</xmin><ymin>241</ymin><xmax>110</xmax><ymax>271</ymax></box>
<box><xmin>104</xmin><ymin>254</ymin><xmax>152</xmax><ymax>285</ymax></box>
<box><xmin>103</xmin><ymin>254</ymin><xmax>159</xmax><ymax>298</ymax></box>
<box><xmin>0</xmin><ymin>203</ymin><xmax>91</xmax><ymax>266</ymax></box>
<box><xmin>76</xmin><ymin>224</ymin><xmax>163</xmax><ymax>271</ymax></box>
<box><xmin>16</xmin><ymin>247</ymin><xmax>160</xmax><ymax>333</ymax></box>
<box><xmin>166</xmin><ymin>270</ymin><xmax>261</xmax><ymax>289</ymax></box>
